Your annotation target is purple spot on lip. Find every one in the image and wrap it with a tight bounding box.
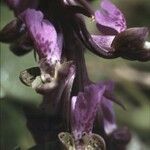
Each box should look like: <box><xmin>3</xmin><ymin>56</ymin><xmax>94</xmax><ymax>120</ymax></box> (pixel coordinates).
<box><xmin>114</xmin><ymin>10</ymin><xmax>121</xmax><ymax>16</ymax></box>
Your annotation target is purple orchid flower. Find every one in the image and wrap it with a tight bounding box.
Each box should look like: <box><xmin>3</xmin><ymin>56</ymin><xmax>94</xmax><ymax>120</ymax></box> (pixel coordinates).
<box><xmin>70</xmin><ymin>82</ymin><xmax>117</xmax><ymax>140</ymax></box>
<box><xmin>72</xmin><ymin>81</ymin><xmax>117</xmax><ymax>139</ymax></box>
<box><xmin>92</xmin><ymin>0</ymin><xmax>150</xmax><ymax>61</ymax></box>
<box><xmin>19</xmin><ymin>9</ymin><xmax>63</xmax><ymax>64</ymax></box>
<box><xmin>19</xmin><ymin>9</ymin><xmax>77</xmax><ymax>116</ymax></box>
<box><xmin>65</xmin><ymin>81</ymin><xmax>130</xmax><ymax>150</ymax></box>
<box><xmin>58</xmin><ymin>82</ymin><xmax>107</xmax><ymax>149</ymax></box>
<box><xmin>71</xmin><ymin>83</ymin><xmax>106</xmax><ymax>140</ymax></box>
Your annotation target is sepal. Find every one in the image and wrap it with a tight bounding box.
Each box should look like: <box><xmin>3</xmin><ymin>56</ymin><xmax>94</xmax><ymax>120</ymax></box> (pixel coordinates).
<box><xmin>111</xmin><ymin>27</ymin><xmax>150</xmax><ymax>61</ymax></box>
<box><xmin>10</xmin><ymin>33</ymin><xmax>33</xmax><ymax>56</ymax></box>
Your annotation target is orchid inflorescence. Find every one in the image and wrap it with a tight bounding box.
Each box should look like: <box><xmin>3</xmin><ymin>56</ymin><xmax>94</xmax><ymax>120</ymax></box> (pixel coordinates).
<box><xmin>1</xmin><ymin>0</ymin><xmax>149</xmax><ymax>149</ymax></box>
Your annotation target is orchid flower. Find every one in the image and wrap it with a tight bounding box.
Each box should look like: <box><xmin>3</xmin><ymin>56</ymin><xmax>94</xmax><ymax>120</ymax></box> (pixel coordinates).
<box><xmin>58</xmin><ymin>81</ymin><xmax>131</xmax><ymax>150</ymax></box>
<box><xmin>0</xmin><ymin>0</ymin><xmax>146</xmax><ymax>149</ymax></box>
<box><xmin>92</xmin><ymin>0</ymin><xmax>150</xmax><ymax>61</ymax></box>
<box><xmin>59</xmin><ymin>83</ymin><xmax>107</xmax><ymax>150</ymax></box>
<box><xmin>18</xmin><ymin>9</ymin><xmax>77</xmax><ymax>116</ymax></box>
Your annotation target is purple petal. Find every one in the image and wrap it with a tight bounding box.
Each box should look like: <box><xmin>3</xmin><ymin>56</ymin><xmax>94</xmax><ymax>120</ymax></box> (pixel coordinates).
<box><xmin>97</xmin><ymin>81</ymin><xmax>117</xmax><ymax>134</ymax></box>
<box><xmin>97</xmin><ymin>81</ymin><xmax>115</xmax><ymax>95</ymax></box>
<box><xmin>20</xmin><ymin>9</ymin><xmax>62</xmax><ymax>63</ymax></box>
<box><xmin>99</xmin><ymin>81</ymin><xmax>125</xmax><ymax>110</ymax></box>
<box><xmin>71</xmin><ymin>84</ymin><xmax>106</xmax><ymax>140</ymax></box>
<box><xmin>5</xmin><ymin>0</ymin><xmax>38</xmax><ymax>15</ymax></box>
<box><xmin>92</xmin><ymin>35</ymin><xmax>115</xmax><ymax>50</ymax></box>
<box><xmin>95</xmin><ymin>0</ymin><xmax>127</xmax><ymax>35</ymax></box>
<box><xmin>101</xmin><ymin>97</ymin><xmax>117</xmax><ymax>135</ymax></box>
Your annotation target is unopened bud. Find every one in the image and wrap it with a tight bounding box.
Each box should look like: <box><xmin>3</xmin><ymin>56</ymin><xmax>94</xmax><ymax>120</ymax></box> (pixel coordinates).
<box><xmin>111</xmin><ymin>27</ymin><xmax>150</xmax><ymax>61</ymax></box>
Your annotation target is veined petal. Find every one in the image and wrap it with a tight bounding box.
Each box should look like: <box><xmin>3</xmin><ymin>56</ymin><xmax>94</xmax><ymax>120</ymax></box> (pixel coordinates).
<box><xmin>92</xmin><ymin>35</ymin><xmax>115</xmax><ymax>50</ymax></box>
<box><xmin>71</xmin><ymin>84</ymin><xmax>106</xmax><ymax>140</ymax></box>
<box><xmin>95</xmin><ymin>0</ymin><xmax>127</xmax><ymax>35</ymax></box>
<box><xmin>5</xmin><ymin>0</ymin><xmax>38</xmax><ymax>15</ymax></box>
<box><xmin>20</xmin><ymin>9</ymin><xmax>62</xmax><ymax>63</ymax></box>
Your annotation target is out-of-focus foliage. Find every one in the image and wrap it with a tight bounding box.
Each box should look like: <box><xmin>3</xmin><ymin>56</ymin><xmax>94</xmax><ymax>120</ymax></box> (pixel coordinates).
<box><xmin>0</xmin><ymin>0</ymin><xmax>150</xmax><ymax>149</ymax></box>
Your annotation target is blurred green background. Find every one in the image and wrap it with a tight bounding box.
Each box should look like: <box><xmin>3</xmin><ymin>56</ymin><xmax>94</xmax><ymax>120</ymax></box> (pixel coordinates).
<box><xmin>0</xmin><ymin>0</ymin><xmax>150</xmax><ymax>149</ymax></box>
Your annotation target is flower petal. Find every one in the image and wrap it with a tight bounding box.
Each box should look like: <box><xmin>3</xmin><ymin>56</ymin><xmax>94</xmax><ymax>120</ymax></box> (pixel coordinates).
<box><xmin>71</xmin><ymin>84</ymin><xmax>106</xmax><ymax>140</ymax></box>
<box><xmin>101</xmin><ymin>97</ymin><xmax>117</xmax><ymax>135</ymax></box>
<box><xmin>95</xmin><ymin>0</ymin><xmax>127</xmax><ymax>35</ymax></box>
<box><xmin>98</xmin><ymin>81</ymin><xmax>125</xmax><ymax>110</ymax></box>
<box><xmin>96</xmin><ymin>81</ymin><xmax>117</xmax><ymax>134</ymax></box>
<box><xmin>20</xmin><ymin>9</ymin><xmax>62</xmax><ymax>63</ymax></box>
<box><xmin>92</xmin><ymin>35</ymin><xmax>115</xmax><ymax>50</ymax></box>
